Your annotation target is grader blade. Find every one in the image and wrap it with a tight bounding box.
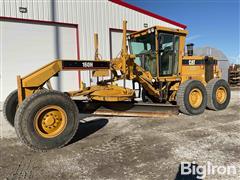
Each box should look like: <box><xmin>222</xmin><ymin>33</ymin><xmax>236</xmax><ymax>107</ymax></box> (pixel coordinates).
<box><xmin>75</xmin><ymin>101</ymin><xmax>179</xmax><ymax>117</ymax></box>
<box><xmin>94</xmin><ymin>103</ymin><xmax>179</xmax><ymax>117</ymax></box>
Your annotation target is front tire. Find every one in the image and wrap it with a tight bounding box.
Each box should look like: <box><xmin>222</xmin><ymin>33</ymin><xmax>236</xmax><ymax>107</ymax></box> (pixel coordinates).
<box><xmin>3</xmin><ymin>89</ymin><xmax>18</xmax><ymax>126</ymax></box>
<box><xmin>14</xmin><ymin>90</ymin><xmax>79</xmax><ymax>151</ymax></box>
<box><xmin>177</xmin><ymin>80</ymin><xmax>207</xmax><ymax>115</ymax></box>
<box><xmin>206</xmin><ymin>78</ymin><xmax>230</xmax><ymax>110</ymax></box>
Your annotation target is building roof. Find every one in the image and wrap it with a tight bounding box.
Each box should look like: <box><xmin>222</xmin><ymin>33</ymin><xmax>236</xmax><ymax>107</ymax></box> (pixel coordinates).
<box><xmin>109</xmin><ymin>0</ymin><xmax>187</xmax><ymax>29</ymax></box>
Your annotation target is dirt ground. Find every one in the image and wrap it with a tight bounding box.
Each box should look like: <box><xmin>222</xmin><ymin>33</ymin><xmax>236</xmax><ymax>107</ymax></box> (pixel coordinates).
<box><xmin>0</xmin><ymin>89</ymin><xmax>239</xmax><ymax>180</ymax></box>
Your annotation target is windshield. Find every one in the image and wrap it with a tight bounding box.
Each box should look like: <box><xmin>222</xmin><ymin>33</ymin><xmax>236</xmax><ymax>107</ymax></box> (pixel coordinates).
<box><xmin>129</xmin><ymin>33</ymin><xmax>157</xmax><ymax>76</ymax></box>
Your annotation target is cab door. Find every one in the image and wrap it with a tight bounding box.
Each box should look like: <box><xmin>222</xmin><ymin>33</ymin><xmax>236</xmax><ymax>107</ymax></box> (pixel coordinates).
<box><xmin>158</xmin><ymin>33</ymin><xmax>179</xmax><ymax>76</ymax></box>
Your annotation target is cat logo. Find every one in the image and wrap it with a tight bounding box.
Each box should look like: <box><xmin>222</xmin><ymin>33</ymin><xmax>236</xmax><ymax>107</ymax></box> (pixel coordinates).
<box><xmin>189</xmin><ymin>60</ymin><xmax>196</xmax><ymax>65</ymax></box>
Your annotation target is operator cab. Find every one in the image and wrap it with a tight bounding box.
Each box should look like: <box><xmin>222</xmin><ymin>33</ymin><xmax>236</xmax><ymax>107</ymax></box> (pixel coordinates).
<box><xmin>128</xmin><ymin>26</ymin><xmax>188</xmax><ymax>77</ymax></box>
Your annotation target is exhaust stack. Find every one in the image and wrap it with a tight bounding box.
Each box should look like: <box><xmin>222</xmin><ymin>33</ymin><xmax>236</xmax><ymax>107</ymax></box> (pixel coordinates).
<box><xmin>186</xmin><ymin>43</ymin><xmax>194</xmax><ymax>56</ymax></box>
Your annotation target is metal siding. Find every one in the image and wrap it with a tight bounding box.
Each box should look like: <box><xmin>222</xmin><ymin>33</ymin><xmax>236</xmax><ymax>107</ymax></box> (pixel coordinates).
<box><xmin>9</xmin><ymin>0</ymin><xmax>16</xmax><ymax>17</ymax></box>
<box><xmin>21</xmin><ymin>0</ymin><xmax>27</xmax><ymax>19</ymax></box>
<box><xmin>0</xmin><ymin>0</ymin><xmax>3</xmax><ymax>16</ymax></box>
<box><xmin>4</xmin><ymin>0</ymin><xmax>10</xmax><ymax>17</ymax></box>
<box><xmin>37</xmin><ymin>0</ymin><xmax>43</xmax><ymax>20</ymax></box>
<box><xmin>43</xmin><ymin>0</ymin><xmax>50</xmax><ymax>21</ymax></box>
<box><xmin>28</xmin><ymin>1</ymin><xmax>34</xmax><ymax>19</ymax></box>
<box><xmin>1</xmin><ymin>0</ymin><xmax>184</xmax><ymax>88</ymax></box>
<box><xmin>64</xmin><ymin>0</ymin><xmax>69</xmax><ymax>22</ymax></box>
<box><xmin>72</xmin><ymin>0</ymin><xmax>77</xmax><ymax>24</ymax></box>
<box><xmin>33</xmin><ymin>0</ymin><xmax>39</xmax><ymax>19</ymax></box>
<box><xmin>16</xmin><ymin>0</ymin><xmax>21</xmax><ymax>18</ymax></box>
<box><xmin>30</xmin><ymin>1</ymin><xmax>35</xmax><ymax>19</ymax></box>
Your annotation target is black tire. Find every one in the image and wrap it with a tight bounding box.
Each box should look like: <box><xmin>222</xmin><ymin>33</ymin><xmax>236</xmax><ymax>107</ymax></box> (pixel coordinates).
<box><xmin>206</xmin><ymin>78</ymin><xmax>231</xmax><ymax>110</ymax></box>
<box><xmin>14</xmin><ymin>90</ymin><xmax>79</xmax><ymax>151</ymax></box>
<box><xmin>177</xmin><ymin>80</ymin><xmax>207</xmax><ymax>115</ymax></box>
<box><xmin>3</xmin><ymin>89</ymin><xmax>18</xmax><ymax>126</ymax></box>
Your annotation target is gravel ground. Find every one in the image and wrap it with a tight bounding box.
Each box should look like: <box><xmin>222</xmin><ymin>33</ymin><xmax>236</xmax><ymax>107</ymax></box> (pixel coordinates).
<box><xmin>0</xmin><ymin>90</ymin><xmax>239</xmax><ymax>180</ymax></box>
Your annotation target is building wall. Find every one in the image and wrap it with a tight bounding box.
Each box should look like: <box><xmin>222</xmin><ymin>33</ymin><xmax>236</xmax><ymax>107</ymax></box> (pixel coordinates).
<box><xmin>0</xmin><ymin>20</ymin><xmax>79</xmax><ymax>101</ymax></box>
<box><xmin>1</xmin><ymin>0</ymin><xmax>183</xmax><ymax>58</ymax></box>
<box><xmin>0</xmin><ymin>0</ymin><xmax>184</xmax><ymax>101</ymax></box>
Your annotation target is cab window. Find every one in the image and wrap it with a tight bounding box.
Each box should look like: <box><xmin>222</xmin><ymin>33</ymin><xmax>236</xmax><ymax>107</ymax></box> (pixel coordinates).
<box><xmin>159</xmin><ymin>33</ymin><xmax>179</xmax><ymax>76</ymax></box>
<box><xmin>129</xmin><ymin>33</ymin><xmax>157</xmax><ymax>77</ymax></box>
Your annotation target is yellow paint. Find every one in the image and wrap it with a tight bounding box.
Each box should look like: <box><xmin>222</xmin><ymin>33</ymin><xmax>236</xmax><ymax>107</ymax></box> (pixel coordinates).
<box><xmin>16</xmin><ymin>20</ymin><xmax>223</xmax><ymax>107</ymax></box>
<box><xmin>92</xmin><ymin>33</ymin><xmax>109</xmax><ymax>77</ymax></box>
<box><xmin>92</xmin><ymin>70</ymin><xmax>110</xmax><ymax>77</ymax></box>
<box><xmin>130</xmin><ymin>26</ymin><xmax>188</xmax><ymax>38</ymax></box>
<box><xmin>216</xmin><ymin>86</ymin><xmax>227</xmax><ymax>104</ymax></box>
<box><xmin>22</xmin><ymin>60</ymin><xmax>62</xmax><ymax>87</ymax></box>
<box><xmin>34</xmin><ymin>105</ymin><xmax>67</xmax><ymax>138</ymax></box>
<box><xmin>189</xmin><ymin>88</ymin><xmax>203</xmax><ymax>108</ymax></box>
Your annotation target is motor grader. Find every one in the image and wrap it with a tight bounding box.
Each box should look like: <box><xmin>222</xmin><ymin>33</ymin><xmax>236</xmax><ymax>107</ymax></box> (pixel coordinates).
<box><xmin>3</xmin><ymin>21</ymin><xmax>230</xmax><ymax>151</ymax></box>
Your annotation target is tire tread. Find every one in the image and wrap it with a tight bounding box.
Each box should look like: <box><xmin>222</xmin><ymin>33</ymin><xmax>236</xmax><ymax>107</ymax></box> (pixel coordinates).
<box><xmin>177</xmin><ymin>80</ymin><xmax>207</xmax><ymax>115</ymax></box>
<box><xmin>14</xmin><ymin>90</ymin><xmax>79</xmax><ymax>152</ymax></box>
<box><xmin>3</xmin><ymin>89</ymin><xmax>18</xmax><ymax>126</ymax></box>
<box><xmin>206</xmin><ymin>78</ymin><xmax>230</xmax><ymax>110</ymax></box>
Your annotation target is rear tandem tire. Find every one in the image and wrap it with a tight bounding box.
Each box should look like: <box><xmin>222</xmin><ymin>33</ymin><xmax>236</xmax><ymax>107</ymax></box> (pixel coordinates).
<box><xmin>177</xmin><ymin>80</ymin><xmax>207</xmax><ymax>115</ymax></box>
<box><xmin>14</xmin><ymin>90</ymin><xmax>79</xmax><ymax>151</ymax></box>
<box><xmin>206</xmin><ymin>78</ymin><xmax>231</xmax><ymax>111</ymax></box>
<box><xmin>3</xmin><ymin>89</ymin><xmax>18</xmax><ymax>126</ymax></box>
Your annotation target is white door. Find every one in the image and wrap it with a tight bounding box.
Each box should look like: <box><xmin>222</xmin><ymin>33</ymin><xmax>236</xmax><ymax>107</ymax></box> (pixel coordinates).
<box><xmin>0</xmin><ymin>21</ymin><xmax>79</xmax><ymax>102</ymax></box>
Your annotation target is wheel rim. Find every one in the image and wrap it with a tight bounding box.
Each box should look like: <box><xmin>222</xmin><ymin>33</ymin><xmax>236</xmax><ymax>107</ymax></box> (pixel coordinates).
<box><xmin>189</xmin><ymin>88</ymin><xmax>203</xmax><ymax>108</ymax></box>
<box><xmin>34</xmin><ymin>105</ymin><xmax>67</xmax><ymax>138</ymax></box>
<box><xmin>216</xmin><ymin>86</ymin><xmax>227</xmax><ymax>104</ymax></box>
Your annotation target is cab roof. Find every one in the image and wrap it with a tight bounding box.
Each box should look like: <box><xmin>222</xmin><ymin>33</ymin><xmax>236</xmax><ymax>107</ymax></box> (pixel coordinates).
<box><xmin>129</xmin><ymin>26</ymin><xmax>188</xmax><ymax>38</ymax></box>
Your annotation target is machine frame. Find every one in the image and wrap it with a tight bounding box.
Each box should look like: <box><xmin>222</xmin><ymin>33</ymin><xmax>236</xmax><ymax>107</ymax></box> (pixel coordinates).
<box><xmin>3</xmin><ymin>20</ymin><xmax>230</xmax><ymax>151</ymax></box>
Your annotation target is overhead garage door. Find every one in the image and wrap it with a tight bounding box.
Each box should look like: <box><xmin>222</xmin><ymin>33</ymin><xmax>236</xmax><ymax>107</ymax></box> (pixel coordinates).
<box><xmin>0</xmin><ymin>20</ymin><xmax>79</xmax><ymax>102</ymax></box>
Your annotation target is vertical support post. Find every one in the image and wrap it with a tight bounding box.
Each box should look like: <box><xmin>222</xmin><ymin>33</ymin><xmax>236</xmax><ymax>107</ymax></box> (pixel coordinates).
<box><xmin>94</xmin><ymin>33</ymin><xmax>99</xmax><ymax>83</ymax></box>
<box><xmin>17</xmin><ymin>75</ymin><xmax>23</xmax><ymax>104</ymax></box>
<box><xmin>155</xmin><ymin>30</ymin><xmax>159</xmax><ymax>77</ymax></box>
<box><xmin>178</xmin><ymin>36</ymin><xmax>186</xmax><ymax>76</ymax></box>
<box><xmin>122</xmin><ymin>20</ymin><xmax>127</xmax><ymax>57</ymax></box>
<box><xmin>94</xmin><ymin>33</ymin><xmax>99</xmax><ymax>60</ymax></box>
<box><xmin>122</xmin><ymin>20</ymin><xmax>127</xmax><ymax>88</ymax></box>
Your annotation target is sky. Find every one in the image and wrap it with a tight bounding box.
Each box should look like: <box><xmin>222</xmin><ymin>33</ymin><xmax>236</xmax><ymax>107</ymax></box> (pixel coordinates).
<box><xmin>126</xmin><ymin>0</ymin><xmax>240</xmax><ymax>64</ymax></box>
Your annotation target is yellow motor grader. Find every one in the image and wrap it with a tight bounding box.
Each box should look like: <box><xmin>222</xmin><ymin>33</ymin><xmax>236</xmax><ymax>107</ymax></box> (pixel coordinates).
<box><xmin>3</xmin><ymin>21</ymin><xmax>230</xmax><ymax>151</ymax></box>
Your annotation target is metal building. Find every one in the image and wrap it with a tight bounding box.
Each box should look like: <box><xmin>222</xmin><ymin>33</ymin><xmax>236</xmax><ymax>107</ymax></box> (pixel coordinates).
<box><xmin>0</xmin><ymin>0</ymin><xmax>186</xmax><ymax>102</ymax></box>
<box><xmin>194</xmin><ymin>46</ymin><xmax>230</xmax><ymax>81</ymax></box>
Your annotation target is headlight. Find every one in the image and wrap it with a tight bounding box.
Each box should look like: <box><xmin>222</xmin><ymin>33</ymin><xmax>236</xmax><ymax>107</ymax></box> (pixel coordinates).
<box><xmin>148</xmin><ymin>29</ymin><xmax>151</xmax><ymax>34</ymax></box>
<box><xmin>151</xmin><ymin>27</ymin><xmax>155</xmax><ymax>32</ymax></box>
<box><xmin>127</xmin><ymin>35</ymin><xmax>131</xmax><ymax>40</ymax></box>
